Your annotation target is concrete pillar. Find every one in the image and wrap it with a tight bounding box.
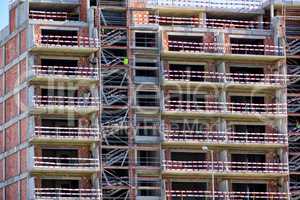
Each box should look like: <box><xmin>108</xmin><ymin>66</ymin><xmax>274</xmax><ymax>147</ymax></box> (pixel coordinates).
<box><xmin>200</xmin><ymin>12</ymin><xmax>206</xmax><ymax>27</ymax></box>
<box><xmin>218</xmin><ymin>179</ymin><xmax>229</xmax><ymax>192</ymax></box>
<box><xmin>258</xmin><ymin>15</ymin><xmax>264</xmax><ymax>29</ymax></box>
<box><xmin>216</xmin><ymin>32</ymin><xmax>225</xmax><ymax>53</ymax></box>
<box><xmin>270</xmin><ymin>4</ymin><xmax>274</xmax><ymax>19</ymax></box>
<box><xmin>220</xmin><ymin>150</ymin><xmax>228</xmax><ymax>162</ymax></box>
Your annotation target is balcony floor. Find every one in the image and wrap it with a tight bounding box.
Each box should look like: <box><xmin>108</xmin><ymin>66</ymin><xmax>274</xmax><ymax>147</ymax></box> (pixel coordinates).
<box><xmin>31</xmin><ymin>105</ymin><xmax>99</xmax><ymax>115</ymax></box>
<box><xmin>30</xmin><ymin>45</ymin><xmax>98</xmax><ymax>56</ymax></box>
<box><xmin>29</xmin><ymin>74</ymin><xmax>99</xmax><ymax>85</ymax></box>
<box><xmin>162</xmin><ymin>170</ymin><xmax>289</xmax><ymax>179</ymax></box>
<box><xmin>162</xmin><ymin>80</ymin><xmax>283</xmax><ymax>91</ymax></box>
<box><xmin>162</xmin><ymin>51</ymin><xmax>285</xmax><ymax>62</ymax></box>
<box><xmin>162</xmin><ymin>110</ymin><xmax>287</xmax><ymax>120</ymax></box>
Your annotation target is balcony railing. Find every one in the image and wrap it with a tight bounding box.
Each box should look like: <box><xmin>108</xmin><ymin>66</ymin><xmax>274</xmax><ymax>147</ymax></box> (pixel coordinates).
<box><xmin>34</xmin><ymin>157</ymin><xmax>100</xmax><ymax>169</ymax></box>
<box><xmin>29</xmin><ymin>10</ymin><xmax>79</xmax><ymax>21</ymax></box>
<box><xmin>33</xmin><ymin>65</ymin><xmax>98</xmax><ymax>79</ymax></box>
<box><xmin>34</xmin><ymin>188</ymin><xmax>101</xmax><ymax>199</ymax></box>
<box><xmin>33</xmin><ymin>126</ymin><xmax>100</xmax><ymax>140</ymax></box>
<box><xmin>164</xmin><ymin>130</ymin><xmax>288</xmax><ymax>144</ymax></box>
<box><xmin>165</xmin><ymin>100</ymin><xmax>287</xmax><ymax>115</ymax></box>
<box><xmin>136</xmin><ymin>15</ymin><xmax>270</xmax><ymax>30</ymax></box>
<box><xmin>165</xmin><ymin>190</ymin><xmax>289</xmax><ymax>200</ymax></box>
<box><xmin>130</xmin><ymin>0</ymin><xmax>264</xmax><ymax>10</ymax></box>
<box><xmin>163</xmin><ymin>160</ymin><xmax>289</xmax><ymax>173</ymax></box>
<box><xmin>167</xmin><ymin>41</ymin><xmax>283</xmax><ymax>56</ymax></box>
<box><xmin>33</xmin><ymin>96</ymin><xmax>99</xmax><ymax>107</ymax></box>
<box><xmin>37</xmin><ymin>35</ymin><xmax>99</xmax><ymax>48</ymax></box>
<box><xmin>164</xmin><ymin>70</ymin><xmax>285</xmax><ymax>85</ymax></box>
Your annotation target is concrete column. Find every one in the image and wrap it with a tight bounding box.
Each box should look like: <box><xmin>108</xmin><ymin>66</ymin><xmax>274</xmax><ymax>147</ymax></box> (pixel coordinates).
<box><xmin>27</xmin><ymin>177</ymin><xmax>36</xmax><ymax>199</ymax></box>
<box><xmin>200</xmin><ymin>12</ymin><xmax>206</xmax><ymax>27</ymax></box>
<box><xmin>270</xmin><ymin>4</ymin><xmax>274</xmax><ymax>19</ymax></box>
<box><xmin>27</xmin><ymin>116</ymin><xmax>35</xmax><ymax>140</ymax></box>
<box><xmin>220</xmin><ymin>89</ymin><xmax>227</xmax><ymax>111</ymax></box>
<box><xmin>220</xmin><ymin>150</ymin><xmax>228</xmax><ymax>162</ymax></box>
<box><xmin>28</xmin><ymin>85</ymin><xmax>35</xmax><ymax>109</ymax></box>
<box><xmin>218</xmin><ymin>179</ymin><xmax>229</xmax><ymax>192</ymax></box>
<box><xmin>216</xmin><ymin>32</ymin><xmax>225</xmax><ymax>53</ymax></box>
<box><xmin>27</xmin><ymin>55</ymin><xmax>34</xmax><ymax>78</ymax></box>
<box><xmin>258</xmin><ymin>15</ymin><xmax>264</xmax><ymax>29</ymax></box>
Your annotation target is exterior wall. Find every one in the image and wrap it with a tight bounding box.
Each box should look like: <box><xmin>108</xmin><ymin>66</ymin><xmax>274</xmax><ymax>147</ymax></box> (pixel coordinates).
<box><xmin>0</xmin><ymin>1</ymin><xmax>292</xmax><ymax>200</ymax></box>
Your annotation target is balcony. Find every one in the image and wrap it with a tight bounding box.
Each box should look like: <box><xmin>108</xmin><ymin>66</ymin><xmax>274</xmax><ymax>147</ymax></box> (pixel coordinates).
<box><xmin>31</xmin><ymin>126</ymin><xmax>100</xmax><ymax>143</ymax></box>
<box><xmin>29</xmin><ymin>10</ymin><xmax>79</xmax><ymax>22</ymax></box>
<box><xmin>32</xmin><ymin>156</ymin><xmax>100</xmax><ymax>173</ymax></box>
<box><xmin>164</xmin><ymin>100</ymin><xmax>287</xmax><ymax>118</ymax></box>
<box><xmin>31</xmin><ymin>65</ymin><xmax>98</xmax><ymax>83</ymax></box>
<box><xmin>165</xmin><ymin>190</ymin><xmax>289</xmax><ymax>200</ymax></box>
<box><xmin>135</xmin><ymin>15</ymin><xmax>270</xmax><ymax>31</ymax></box>
<box><xmin>32</xmin><ymin>95</ymin><xmax>99</xmax><ymax>114</ymax></box>
<box><xmin>164</xmin><ymin>130</ymin><xmax>287</xmax><ymax>147</ymax></box>
<box><xmin>34</xmin><ymin>188</ymin><xmax>101</xmax><ymax>200</ymax></box>
<box><xmin>163</xmin><ymin>41</ymin><xmax>284</xmax><ymax>61</ymax></box>
<box><xmin>130</xmin><ymin>0</ymin><xmax>264</xmax><ymax>12</ymax></box>
<box><xmin>163</xmin><ymin>70</ymin><xmax>285</xmax><ymax>89</ymax></box>
<box><xmin>163</xmin><ymin>160</ymin><xmax>289</xmax><ymax>176</ymax></box>
<box><xmin>32</xmin><ymin>32</ymin><xmax>99</xmax><ymax>55</ymax></box>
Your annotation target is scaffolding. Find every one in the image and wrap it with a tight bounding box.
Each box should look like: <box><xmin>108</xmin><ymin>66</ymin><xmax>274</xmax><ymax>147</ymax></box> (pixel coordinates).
<box><xmin>97</xmin><ymin>1</ymin><xmax>135</xmax><ymax>199</ymax></box>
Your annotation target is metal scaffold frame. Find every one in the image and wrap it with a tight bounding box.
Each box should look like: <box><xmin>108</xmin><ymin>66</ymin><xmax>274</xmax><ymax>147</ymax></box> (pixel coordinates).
<box><xmin>97</xmin><ymin>1</ymin><xmax>135</xmax><ymax>199</ymax></box>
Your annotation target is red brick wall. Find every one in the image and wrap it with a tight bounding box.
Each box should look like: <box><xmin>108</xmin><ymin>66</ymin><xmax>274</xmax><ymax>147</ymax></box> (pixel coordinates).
<box><xmin>0</xmin><ymin>131</ymin><xmax>3</xmax><ymax>153</ymax></box>
<box><xmin>5</xmin><ymin>182</ymin><xmax>18</xmax><ymax>199</ymax></box>
<box><xmin>20</xmin><ymin>149</ymin><xmax>27</xmax><ymax>173</ymax></box>
<box><xmin>0</xmin><ymin>160</ymin><xmax>3</xmax><ymax>181</ymax></box>
<box><xmin>79</xmin><ymin>27</ymin><xmax>89</xmax><ymax>38</ymax></box>
<box><xmin>5</xmin><ymin>153</ymin><xmax>18</xmax><ymax>179</ymax></box>
<box><xmin>19</xmin><ymin>88</ymin><xmax>27</xmax><ymax>114</ymax></box>
<box><xmin>5</xmin><ymin>36</ymin><xmax>18</xmax><ymax>65</ymax></box>
<box><xmin>19</xmin><ymin>58</ymin><xmax>27</xmax><ymax>83</ymax></box>
<box><xmin>20</xmin><ymin>29</ymin><xmax>27</xmax><ymax>55</ymax></box>
<box><xmin>264</xmin><ymin>36</ymin><xmax>275</xmax><ymax>55</ymax></box>
<box><xmin>20</xmin><ymin>178</ymin><xmax>27</xmax><ymax>200</ymax></box>
<box><xmin>79</xmin><ymin>146</ymin><xmax>90</xmax><ymax>158</ymax></box>
<box><xmin>34</xmin><ymin>25</ymin><xmax>41</xmax><ymax>45</ymax></box>
<box><xmin>80</xmin><ymin>0</ymin><xmax>88</xmax><ymax>22</ymax></box>
<box><xmin>0</xmin><ymin>74</ymin><xmax>3</xmax><ymax>97</ymax></box>
<box><xmin>0</xmin><ymin>46</ymin><xmax>3</xmax><ymax>68</ymax></box>
<box><xmin>5</xmin><ymin>64</ymin><xmax>18</xmax><ymax>93</ymax></box>
<box><xmin>0</xmin><ymin>103</ymin><xmax>3</xmax><ymax>125</ymax></box>
<box><xmin>5</xmin><ymin>95</ymin><xmax>18</xmax><ymax>122</ymax></box>
<box><xmin>20</xmin><ymin>118</ymin><xmax>28</xmax><ymax>143</ymax></box>
<box><xmin>80</xmin><ymin>176</ymin><xmax>92</xmax><ymax>189</ymax></box>
<box><xmin>9</xmin><ymin>8</ymin><xmax>16</xmax><ymax>33</ymax></box>
<box><xmin>203</xmin><ymin>32</ymin><xmax>215</xmax><ymax>53</ymax></box>
<box><xmin>5</xmin><ymin>123</ymin><xmax>18</xmax><ymax>151</ymax></box>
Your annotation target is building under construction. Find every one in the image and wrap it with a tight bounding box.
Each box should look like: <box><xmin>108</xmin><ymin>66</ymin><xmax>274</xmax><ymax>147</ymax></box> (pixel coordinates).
<box><xmin>1</xmin><ymin>0</ymin><xmax>300</xmax><ymax>199</ymax></box>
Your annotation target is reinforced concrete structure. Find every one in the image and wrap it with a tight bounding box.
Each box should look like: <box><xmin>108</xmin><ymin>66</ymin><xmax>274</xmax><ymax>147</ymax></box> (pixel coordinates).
<box><xmin>0</xmin><ymin>0</ymin><xmax>299</xmax><ymax>199</ymax></box>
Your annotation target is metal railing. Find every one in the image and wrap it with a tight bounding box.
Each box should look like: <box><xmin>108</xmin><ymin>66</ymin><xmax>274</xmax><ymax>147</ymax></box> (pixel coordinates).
<box><xmin>130</xmin><ymin>0</ymin><xmax>264</xmax><ymax>10</ymax></box>
<box><xmin>33</xmin><ymin>126</ymin><xmax>100</xmax><ymax>140</ymax></box>
<box><xmin>33</xmin><ymin>96</ymin><xmax>99</xmax><ymax>107</ymax></box>
<box><xmin>34</xmin><ymin>157</ymin><xmax>100</xmax><ymax>169</ymax></box>
<box><xmin>37</xmin><ymin>35</ymin><xmax>99</xmax><ymax>48</ymax></box>
<box><xmin>29</xmin><ymin>10</ymin><xmax>79</xmax><ymax>21</ymax></box>
<box><xmin>164</xmin><ymin>70</ymin><xmax>285</xmax><ymax>85</ymax></box>
<box><xmin>34</xmin><ymin>188</ymin><xmax>101</xmax><ymax>199</ymax></box>
<box><xmin>163</xmin><ymin>160</ymin><xmax>289</xmax><ymax>173</ymax></box>
<box><xmin>167</xmin><ymin>41</ymin><xmax>284</xmax><ymax>56</ymax></box>
<box><xmin>164</xmin><ymin>130</ymin><xmax>288</xmax><ymax>144</ymax></box>
<box><xmin>33</xmin><ymin>65</ymin><xmax>98</xmax><ymax>79</ymax></box>
<box><xmin>166</xmin><ymin>190</ymin><xmax>289</xmax><ymax>199</ymax></box>
<box><xmin>165</xmin><ymin>100</ymin><xmax>287</xmax><ymax>114</ymax></box>
<box><xmin>135</xmin><ymin>15</ymin><xmax>270</xmax><ymax>30</ymax></box>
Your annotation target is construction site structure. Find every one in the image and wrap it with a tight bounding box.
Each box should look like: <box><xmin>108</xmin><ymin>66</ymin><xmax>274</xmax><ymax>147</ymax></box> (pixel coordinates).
<box><xmin>0</xmin><ymin>0</ymin><xmax>298</xmax><ymax>199</ymax></box>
